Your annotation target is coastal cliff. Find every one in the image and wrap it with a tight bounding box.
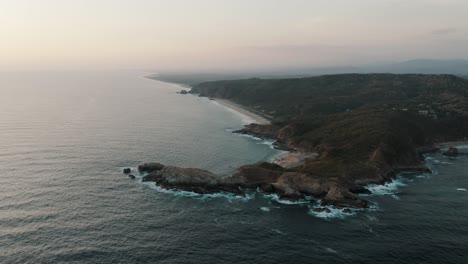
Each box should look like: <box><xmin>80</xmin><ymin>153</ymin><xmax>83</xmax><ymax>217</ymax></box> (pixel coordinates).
<box><xmin>142</xmin><ymin>74</ymin><xmax>468</xmax><ymax>208</ymax></box>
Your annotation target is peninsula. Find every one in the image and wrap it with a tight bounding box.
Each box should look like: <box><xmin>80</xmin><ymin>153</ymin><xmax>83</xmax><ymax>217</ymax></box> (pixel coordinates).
<box><xmin>142</xmin><ymin>74</ymin><xmax>468</xmax><ymax>208</ymax></box>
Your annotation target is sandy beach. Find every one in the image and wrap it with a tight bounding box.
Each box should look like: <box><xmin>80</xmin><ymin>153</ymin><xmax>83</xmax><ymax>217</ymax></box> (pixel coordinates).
<box><xmin>214</xmin><ymin>99</ymin><xmax>271</xmax><ymax>125</ymax></box>
<box><xmin>212</xmin><ymin>98</ymin><xmax>320</xmax><ymax>168</ymax></box>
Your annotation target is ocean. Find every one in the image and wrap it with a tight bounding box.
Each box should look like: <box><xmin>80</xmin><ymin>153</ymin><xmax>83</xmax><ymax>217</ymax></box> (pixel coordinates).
<box><xmin>0</xmin><ymin>72</ymin><xmax>467</xmax><ymax>263</ymax></box>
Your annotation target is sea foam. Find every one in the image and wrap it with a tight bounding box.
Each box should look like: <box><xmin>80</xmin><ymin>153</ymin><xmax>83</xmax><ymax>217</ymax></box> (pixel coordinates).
<box><xmin>141</xmin><ymin>181</ymin><xmax>253</xmax><ymax>202</ymax></box>
<box><xmin>308</xmin><ymin>205</ymin><xmax>357</xmax><ymax>220</ymax></box>
<box><xmin>262</xmin><ymin>193</ymin><xmax>310</xmax><ymax>205</ymax></box>
<box><xmin>365</xmin><ymin>178</ymin><xmax>407</xmax><ymax>196</ymax></box>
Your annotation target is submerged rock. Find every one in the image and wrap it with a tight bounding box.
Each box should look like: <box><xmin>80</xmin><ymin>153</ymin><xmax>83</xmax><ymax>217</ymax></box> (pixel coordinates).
<box><xmin>179</xmin><ymin>90</ymin><xmax>188</xmax><ymax>94</ymax></box>
<box><xmin>123</xmin><ymin>168</ymin><xmax>131</xmax><ymax>174</ymax></box>
<box><xmin>342</xmin><ymin>208</ymin><xmax>353</xmax><ymax>214</ymax></box>
<box><xmin>312</xmin><ymin>207</ymin><xmax>331</xmax><ymax>213</ymax></box>
<box><xmin>443</xmin><ymin>147</ymin><xmax>459</xmax><ymax>157</ymax></box>
<box><xmin>128</xmin><ymin>174</ymin><xmax>136</xmax><ymax>179</ymax></box>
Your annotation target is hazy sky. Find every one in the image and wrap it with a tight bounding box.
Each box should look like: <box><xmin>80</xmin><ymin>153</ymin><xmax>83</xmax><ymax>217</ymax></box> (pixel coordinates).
<box><xmin>1</xmin><ymin>0</ymin><xmax>468</xmax><ymax>71</ymax></box>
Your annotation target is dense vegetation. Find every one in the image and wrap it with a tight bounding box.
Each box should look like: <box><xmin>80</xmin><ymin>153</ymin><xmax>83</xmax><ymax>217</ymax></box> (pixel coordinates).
<box><xmin>192</xmin><ymin>74</ymin><xmax>468</xmax><ymax>184</ymax></box>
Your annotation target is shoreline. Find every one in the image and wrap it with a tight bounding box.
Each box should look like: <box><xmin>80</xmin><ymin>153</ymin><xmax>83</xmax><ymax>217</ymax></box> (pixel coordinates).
<box><xmin>212</xmin><ymin>99</ymin><xmax>271</xmax><ymax>125</ymax></box>
<box><xmin>150</xmin><ymin>77</ymin><xmax>270</xmax><ymax>125</ymax></box>
<box><xmin>212</xmin><ymin>99</ymin><xmax>319</xmax><ymax>168</ymax></box>
<box><xmin>153</xmin><ymin>78</ymin><xmax>318</xmax><ymax>169</ymax></box>
<box><xmin>140</xmin><ymin>76</ymin><xmax>462</xmax><ymax>210</ymax></box>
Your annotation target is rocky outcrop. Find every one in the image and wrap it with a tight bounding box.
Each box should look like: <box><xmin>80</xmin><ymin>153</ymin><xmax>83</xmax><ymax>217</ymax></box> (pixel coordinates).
<box><xmin>123</xmin><ymin>168</ymin><xmax>131</xmax><ymax>174</ymax></box>
<box><xmin>233</xmin><ymin>124</ymin><xmax>279</xmax><ymax>139</ymax></box>
<box><xmin>151</xmin><ymin>73</ymin><xmax>468</xmax><ymax>211</ymax></box>
<box><xmin>321</xmin><ymin>183</ymin><xmax>369</xmax><ymax>208</ymax></box>
<box><xmin>443</xmin><ymin>147</ymin><xmax>459</xmax><ymax>157</ymax></box>
<box><xmin>137</xmin><ymin>161</ymin><xmax>370</xmax><ymax>208</ymax></box>
<box><xmin>225</xmin><ymin>162</ymin><xmax>284</xmax><ymax>187</ymax></box>
<box><xmin>179</xmin><ymin>90</ymin><xmax>188</xmax><ymax>94</ymax></box>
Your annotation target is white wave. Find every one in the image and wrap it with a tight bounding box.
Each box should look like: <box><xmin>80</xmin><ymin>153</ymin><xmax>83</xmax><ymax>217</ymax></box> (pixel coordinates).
<box><xmin>427</xmin><ymin>158</ymin><xmax>453</xmax><ymax>166</ymax></box>
<box><xmin>308</xmin><ymin>201</ymin><xmax>359</xmax><ymax>220</ymax></box>
<box><xmin>260</xmin><ymin>207</ymin><xmax>271</xmax><ymax>212</ymax></box>
<box><xmin>440</xmin><ymin>161</ymin><xmax>454</xmax><ymax>165</ymax></box>
<box><xmin>416</xmin><ymin>174</ymin><xmax>431</xmax><ymax>179</ymax></box>
<box><xmin>308</xmin><ymin>206</ymin><xmax>356</xmax><ymax>220</ymax></box>
<box><xmin>271</xmin><ymin>229</ymin><xmax>286</xmax><ymax>235</ymax></box>
<box><xmin>233</xmin><ymin>131</ymin><xmax>280</xmax><ymax>151</ymax></box>
<box><xmin>196</xmin><ymin>192</ymin><xmax>253</xmax><ymax>202</ymax></box>
<box><xmin>258</xmin><ymin>140</ymin><xmax>277</xmax><ymax>150</ymax></box>
<box><xmin>142</xmin><ymin>182</ymin><xmax>252</xmax><ymax>202</ymax></box>
<box><xmin>365</xmin><ymin>178</ymin><xmax>407</xmax><ymax>196</ymax></box>
<box><xmin>262</xmin><ymin>193</ymin><xmax>309</xmax><ymax>205</ymax></box>
<box><xmin>143</xmin><ymin>183</ymin><xmax>199</xmax><ymax>197</ymax></box>
<box><xmin>457</xmin><ymin>188</ymin><xmax>467</xmax><ymax>192</ymax></box>
<box><xmin>324</xmin><ymin>247</ymin><xmax>338</xmax><ymax>254</ymax></box>
<box><xmin>367</xmin><ymin>203</ymin><xmax>380</xmax><ymax>212</ymax></box>
<box><xmin>237</xmin><ymin>133</ymin><xmax>263</xmax><ymax>141</ymax></box>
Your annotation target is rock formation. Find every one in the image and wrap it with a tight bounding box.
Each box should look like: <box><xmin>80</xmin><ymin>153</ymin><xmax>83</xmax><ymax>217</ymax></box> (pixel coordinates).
<box><xmin>443</xmin><ymin>147</ymin><xmax>459</xmax><ymax>157</ymax></box>
<box><xmin>137</xmin><ymin>161</ymin><xmax>371</xmax><ymax>208</ymax></box>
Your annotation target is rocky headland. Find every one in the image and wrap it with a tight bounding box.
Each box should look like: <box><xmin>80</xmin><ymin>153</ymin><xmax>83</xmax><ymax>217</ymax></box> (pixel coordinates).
<box><xmin>140</xmin><ymin>74</ymin><xmax>468</xmax><ymax>208</ymax></box>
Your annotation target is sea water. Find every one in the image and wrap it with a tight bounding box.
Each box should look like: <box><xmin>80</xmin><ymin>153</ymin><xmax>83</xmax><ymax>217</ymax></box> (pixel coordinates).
<box><xmin>0</xmin><ymin>72</ymin><xmax>467</xmax><ymax>263</ymax></box>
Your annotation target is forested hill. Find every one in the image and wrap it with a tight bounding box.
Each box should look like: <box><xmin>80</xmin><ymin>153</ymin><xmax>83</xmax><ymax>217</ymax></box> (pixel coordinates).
<box><xmin>190</xmin><ymin>74</ymin><xmax>468</xmax><ymax>197</ymax></box>
<box><xmin>191</xmin><ymin>74</ymin><xmax>468</xmax><ymax>119</ymax></box>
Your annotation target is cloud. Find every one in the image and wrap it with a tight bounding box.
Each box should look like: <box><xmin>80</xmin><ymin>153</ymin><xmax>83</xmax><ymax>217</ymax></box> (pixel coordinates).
<box><xmin>431</xmin><ymin>27</ymin><xmax>457</xmax><ymax>35</ymax></box>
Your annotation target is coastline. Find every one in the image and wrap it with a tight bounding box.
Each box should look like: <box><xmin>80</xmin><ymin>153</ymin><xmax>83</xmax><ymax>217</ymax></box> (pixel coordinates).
<box><xmin>150</xmin><ymin>76</ymin><xmax>270</xmax><ymax>125</ymax></box>
<box><xmin>140</xmin><ymin>76</ymin><xmax>462</xmax><ymax>210</ymax></box>
<box><xmin>212</xmin><ymin>99</ymin><xmax>271</xmax><ymax>125</ymax></box>
<box><xmin>211</xmin><ymin>99</ymin><xmax>318</xmax><ymax>168</ymax></box>
<box><xmin>150</xmin><ymin>78</ymin><xmax>324</xmax><ymax>174</ymax></box>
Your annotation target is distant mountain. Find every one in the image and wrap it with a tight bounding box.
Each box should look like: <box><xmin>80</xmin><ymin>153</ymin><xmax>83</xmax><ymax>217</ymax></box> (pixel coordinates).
<box><xmin>365</xmin><ymin>59</ymin><xmax>468</xmax><ymax>75</ymax></box>
<box><xmin>152</xmin><ymin>59</ymin><xmax>468</xmax><ymax>86</ymax></box>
